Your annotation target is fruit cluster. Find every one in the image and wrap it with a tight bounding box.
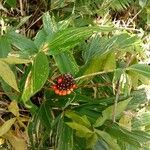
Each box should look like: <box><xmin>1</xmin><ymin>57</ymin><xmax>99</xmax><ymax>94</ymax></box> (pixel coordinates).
<box><xmin>52</xmin><ymin>73</ymin><xmax>77</xmax><ymax>96</ymax></box>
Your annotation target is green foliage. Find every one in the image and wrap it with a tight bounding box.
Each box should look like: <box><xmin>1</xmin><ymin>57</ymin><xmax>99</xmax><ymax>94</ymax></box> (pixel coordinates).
<box><xmin>0</xmin><ymin>1</ymin><xmax>150</xmax><ymax>150</ymax></box>
<box><xmin>22</xmin><ymin>52</ymin><xmax>49</xmax><ymax>103</ymax></box>
<box><xmin>94</xmin><ymin>98</ymin><xmax>131</xmax><ymax>127</ymax></box>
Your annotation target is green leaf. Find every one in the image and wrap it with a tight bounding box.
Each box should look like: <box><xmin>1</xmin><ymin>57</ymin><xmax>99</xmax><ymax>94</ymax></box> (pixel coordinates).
<box><xmin>127</xmin><ymin>64</ymin><xmax>150</xmax><ymax>79</ymax></box>
<box><xmin>93</xmin><ymin>140</ymin><xmax>109</xmax><ymax>150</ymax></box>
<box><xmin>65</xmin><ymin>111</ymin><xmax>91</xmax><ymax>128</ymax></box>
<box><xmin>0</xmin><ymin>57</ymin><xmax>31</xmax><ymax>64</ymax></box>
<box><xmin>27</xmin><ymin>114</ymin><xmax>39</xmax><ymax>149</ymax></box>
<box><xmin>66</xmin><ymin>122</ymin><xmax>93</xmax><ymax>138</ymax></box>
<box><xmin>22</xmin><ymin>52</ymin><xmax>49</xmax><ymax>102</ymax></box>
<box><xmin>94</xmin><ymin>98</ymin><xmax>131</xmax><ymax>127</ymax></box>
<box><xmin>126</xmin><ymin>71</ymin><xmax>139</xmax><ymax>88</ymax></box>
<box><xmin>58</xmin><ymin>17</ymin><xmax>73</xmax><ymax>30</ymax></box>
<box><xmin>113</xmin><ymin>33</ymin><xmax>140</xmax><ymax>49</ymax></box>
<box><xmin>139</xmin><ymin>0</ymin><xmax>148</xmax><ymax>8</ymax></box>
<box><xmin>42</xmin><ymin>12</ymin><xmax>57</xmax><ymax>35</ymax></box>
<box><xmin>119</xmin><ymin>113</ymin><xmax>132</xmax><ymax>130</ymax></box>
<box><xmin>113</xmin><ymin>68</ymin><xmax>124</xmax><ymax>90</ymax></box>
<box><xmin>113</xmin><ymin>69</ymin><xmax>132</xmax><ymax>96</ymax></box>
<box><xmin>0</xmin><ymin>80</ymin><xmax>17</xmax><ymax>100</ymax></box>
<box><xmin>77</xmin><ymin>33</ymin><xmax>139</xmax><ymax>76</ymax></box>
<box><xmin>46</xmin><ymin>26</ymin><xmax>114</xmax><ymax>55</ymax></box>
<box><xmin>0</xmin><ymin>35</ymin><xmax>11</xmax><ymax>58</ymax></box>
<box><xmin>6</xmin><ymin>31</ymin><xmax>38</xmax><ymax>56</ymax></box>
<box><xmin>83</xmin><ymin>34</ymin><xmax>102</xmax><ymax>63</ymax></box>
<box><xmin>5</xmin><ymin>0</ymin><xmax>16</xmax><ymax>7</ymax></box>
<box><xmin>0</xmin><ymin>60</ymin><xmax>19</xmax><ymax>91</ymax></box>
<box><xmin>86</xmin><ymin>133</ymin><xmax>98</xmax><ymax>149</ymax></box>
<box><xmin>106</xmin><ymin>123</ymin><xmax>150</xmax><ymax>148</ymax></box>
<box><xmin>127</xmin><ymin>89</ymin><xmax>148</xmax><ymax>110</ymax></box>
<box><xmin>0</xmin><ymin>118</ymin><xmax>16</xmax><ymax>136</ymax></box>
<box><xmin>54</xmin><ymin>51</ymin><xmax>79</xmax><ymax>75</ymax></box>
<box><xmin>132</xmin><ymin>112</ymin><xmax>150</xmax><ymax>129</ymax></box>
<box><xmin>103</xmin><ymin>53</ymin><xmax>116</xmax><ymax>71</ymax></box>
<box><xmin>77</xmin><ymin>54</ymin><xmax>107</xmax><ymax>77</ymax></box>
<box><xmin>73</xmin><ymin>136</ymin><xmax>86</xmax><ymax>150</ymax></box>
<box><xmin>34</xmin><ymin>29</ymin><xmax>47</xmax><ymax>48</ymax></box>
<box><xmin>109</xmin><ymin>0</ymin><xmax>131</xmax><ymax>11</ymax></box>
<box><xmin>96</xmin><ymin>129</ymin><xmax>121</xmax><ymax>150</ymax></box>
<box><xmin>57</xmin><ymin>121</ymin><xmax>73</xmax><ymax>150</ymax></box>
<box><xmin>38</xmin><ymin>101</ymin><xmax>53</xmax><ymax>128</ymax></box>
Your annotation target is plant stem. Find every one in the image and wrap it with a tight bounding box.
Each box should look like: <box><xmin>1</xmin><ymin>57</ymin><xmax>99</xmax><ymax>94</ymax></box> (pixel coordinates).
<box><xmin>112</xmin><ymin>79</ymin><xmax>120</xmax><ymax>122</ymax></box>
<box><xmin>75</xmin><ymin>70</ymin><xmax>114</xmax><ymax>81</ymax></box>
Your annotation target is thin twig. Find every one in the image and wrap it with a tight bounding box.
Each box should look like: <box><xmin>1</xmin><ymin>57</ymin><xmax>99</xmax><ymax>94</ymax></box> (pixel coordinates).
<box><xmin>25</xmin><ymin>16</ymin><xmax>42</xmax><ymax>32</ymax></box>
<box><xmin>47</xmin><ymin>79</ymin><xmax>55</xmax><ymax>85</ymax></box>
<box><xmin>19</xmin><ymin>0</ymin><xmax>24</xmax><ymax>16</ymax></box>
<box><xmin>131</xmin><ymin>9</ymin><xmax>142</xmax><ymax>22</ymax></box>
<box><xmin>75</xmin><ymin>70</ymin><xmax>114</xmax><ymax>81</ymax></box>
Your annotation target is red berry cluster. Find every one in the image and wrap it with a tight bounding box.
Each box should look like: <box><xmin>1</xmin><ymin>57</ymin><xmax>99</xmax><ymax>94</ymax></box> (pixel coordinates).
<box><xmin>52</xmin><ymin>73</ymin><xmax>77</xmax><ymax>96</ymax></box>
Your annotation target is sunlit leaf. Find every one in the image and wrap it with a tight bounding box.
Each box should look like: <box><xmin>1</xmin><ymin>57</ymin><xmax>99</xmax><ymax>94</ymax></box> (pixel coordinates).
<box><xmin>65</xmin><ymin>111</ymin><xmax>91</xmax><ymax>128</ymax></box>
<box><xmin>119</xmin><ymin>113</ymin><xmax>132</xmax><ymax>130</ymax></box>
<box><xmin>8</xmin><ymin>101</ymin><xmax>19</xmax><ymax>117</ymax></box>
<box><xmin>139</xmin><ymin>0</ymin><xmax>148</xmax><ymax>8</ymax></box>
<box><xmin>5</xmin><ymin>131</ymin><xmax>26</xmax><ymax>150</ymax></box>
<box><xmin>127</xmin><ymin>64</ymin><xmax>150</xmax><ymax>79</ymax></box>
<box><xmin>103</xmin><ymin>52</ymin><xmax>116</xmax><ymax>71</ymax></box>
<box><xmin>66</xmin><ymin>122</ymin><xmax>93</xmax><ymax>138</ymax></box>
<box><xmin>86</xmin><ymin>133</ymin><xmax>98</xmax><ymax>149</ymax></box>
<box><xmin>0</xmin><ymin>57</ymin><xmax>30</xmax><ymax>64</ymax></box>
<box><xmin>0</xmin><ymin>118</ymin><xmax>16</xmax><ymax>136</ymax></box>
<box><xmin>0</xmin><ymin>60</ymin><xmax>19</xmax><ymax>91</ymax></box>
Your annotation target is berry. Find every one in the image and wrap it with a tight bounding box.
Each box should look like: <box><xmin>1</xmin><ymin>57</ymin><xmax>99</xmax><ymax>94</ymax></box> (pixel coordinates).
<box><xmin>66</xmin><ymin>90</ymin><xmax>71</xmax><ymax>95</ymax></box>
<box><xmin>55</xmin><ymin>89</ymin><xmax>60</xmax><ymax>94</ymax></box>
<box><xmin>62</xmin><ymin>90</ymin><xmax>67</xmax><ymax>96</ymax></box>
<box><xmin>52</xmin><ymin>85</ymin><xmax>57</xmax><ymax>90</ymax></box>
<box><xmin>72</xmin><ymin>84</ymin><xmax>77</xmax><ymax>89</ymax></box>
<box><xmin>52</xmin><ymin>73</ymin><xmax>77</xmax><ymax>96</ymax></box>
<box><xmin>57</xmin><ymin>77</ymin><xmax>63</xmax><ymax>83</ymax></box>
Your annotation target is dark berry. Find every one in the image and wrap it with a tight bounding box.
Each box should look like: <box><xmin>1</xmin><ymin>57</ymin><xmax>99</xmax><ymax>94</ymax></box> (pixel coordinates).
<box><xmin>52</xmin><ymin>73</ymin><xmax>77</xmax><ymax>96</ymax></box>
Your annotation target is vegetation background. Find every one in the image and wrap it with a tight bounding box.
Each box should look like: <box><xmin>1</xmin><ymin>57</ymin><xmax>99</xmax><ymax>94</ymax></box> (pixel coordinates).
<box><xmin>0</xmin><ymin>0</ymin><xmax>150</xmax><ymax>149</ymax></box>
